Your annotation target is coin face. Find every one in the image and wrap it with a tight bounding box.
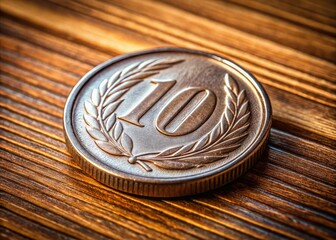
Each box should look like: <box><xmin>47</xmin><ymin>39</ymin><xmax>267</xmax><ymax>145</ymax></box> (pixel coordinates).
<box><xmin>64</xmin><ymin>48</ymin><xmax>271</xmax><ymax>197</ymax></box>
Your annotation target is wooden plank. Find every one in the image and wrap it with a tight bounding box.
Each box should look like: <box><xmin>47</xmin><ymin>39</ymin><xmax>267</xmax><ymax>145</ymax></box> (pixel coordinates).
<box><xmin>0</xmin><ymin>0</ymin><xmax>335</xmax><ymax>239</ymax></box>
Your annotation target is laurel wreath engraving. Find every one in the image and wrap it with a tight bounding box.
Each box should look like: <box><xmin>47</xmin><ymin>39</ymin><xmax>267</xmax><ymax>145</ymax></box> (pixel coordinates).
<box><xmin>84</xmin><ymin>59</ymin><xmax>250</xmax><ymax>172</ymax></box>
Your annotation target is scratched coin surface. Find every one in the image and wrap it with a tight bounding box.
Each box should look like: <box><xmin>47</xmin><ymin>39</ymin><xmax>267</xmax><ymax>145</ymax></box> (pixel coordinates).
<box><xmin>64</xmin><ymin>48</ymin><xmax>272</xmax><ymax>197</ymax></box>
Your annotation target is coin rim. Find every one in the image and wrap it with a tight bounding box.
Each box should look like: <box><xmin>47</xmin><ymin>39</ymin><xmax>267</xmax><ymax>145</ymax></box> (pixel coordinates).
<box><xmin>63</xmin><ymin>48</ymin><xmax>272</xmax><ymax>196</ymax></box>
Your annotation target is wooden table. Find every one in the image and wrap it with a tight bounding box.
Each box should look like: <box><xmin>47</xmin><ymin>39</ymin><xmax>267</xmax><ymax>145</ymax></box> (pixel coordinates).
<box><xmin>1</xmin><ymin>0</ymin><xmax>335</xmax><ymax>239</ymax></box>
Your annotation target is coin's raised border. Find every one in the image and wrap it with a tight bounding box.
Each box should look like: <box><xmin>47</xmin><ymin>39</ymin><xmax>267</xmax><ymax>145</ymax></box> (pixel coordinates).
<box><xmin>63</xmin><ymin>48</ymin><xmax>272</xmax><ymax>197</ymax></box>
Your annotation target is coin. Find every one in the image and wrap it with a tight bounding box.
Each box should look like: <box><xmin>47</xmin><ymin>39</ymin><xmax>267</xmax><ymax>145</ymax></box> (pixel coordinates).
<box><xmin>63</xmin><ymin>48</ymin><xmax>272</xmax><ymax>197</ymax></box>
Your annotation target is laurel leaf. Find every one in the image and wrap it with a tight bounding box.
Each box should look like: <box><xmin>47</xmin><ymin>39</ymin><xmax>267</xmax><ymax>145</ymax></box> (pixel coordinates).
<box><xmin>83</xmin><ymin>114</ymin><xmax>100</xmax><ymax>129</ymax></box>
<box><xmin>108</xmin><ymin>71</ymin><xmax>121</xmax><ymax>88</ymax></box>
<box><xmin>113</xmin><ymin>121</ymin><xmax>123</xmax><ymax>140</ymax></box>
<box><xmin>220</xmin><ymin>114</ymin><xmax>229</xmax><ymax>133</ymax></box>
<box><xmin>221</xmin><ymin>132</ymin><xmax>248</xmax><ymax>146</ymax></box>
<box><xmin>138</xmin><ymin>59</ymin><xmax>156</xmax><ymax>69</ymax></box>
<box><xmin>153</xmin><ymin>160</ymin><xmax>193</xmax><ymax>170</ymax></box>
<box><xmin>210</xmin><ymin>123</ymin><xmax>221</xmax><ymax>142</ymax></box>
<box><xmin>157</xmin><ymin>146</ymin><xmax>182</xmax><ymax>157</ymax></box>
<box><xmin>146</xmin><ymin>65</ymin><xmax>175</xmax><ymax>71</ymax></box>
<box><xmin>120</xmin><ymin>62</ymin><xmax>138</xmax><ymax>77</ymax></box>
<box><xmin>121</xmin><ymin>133</ymin><xmax>133</xmax><ymax>154</ymax></box>
<box><xmin>224</xmin><ymin>107</ymin><xmax>234</xmax><ymax>124</ymax></box>
<box><xmin>95</xmin><ymin>140</ymin><xmax>123</xmax><ymax>155</ymax></box>
<box><xmin>224</xmin><ymin>73</ymin><xmax>238</xmax><ymax>95</ymax></box>
<box><xmin>173</xmin><ymin>143</ymin><xmax>195</xmax><ymax>156</ymax></box>
<box><xmin>225</xmin><ymin>97</ymin><xmax>235</xmax><ymax>113</ymax></box>
<box><xmin>91</xmin><ymin>89</ymin><xmax>100</xmax><ymax>107</ymax></box>
<box><xmin>180</xmin><ymin>155</ymin><xmax>225</xmax><ymax>164</ymax></box>
<box><xmin>154</xmin><ymin>59</ymin><xmax>183</xmax><ymax>66</ymax></box>
<box><xmin>103</xmin><ymin>89</ymin><xmax>127</xmax><ymax>107</ymax></box>
<box><xmin>152</xmin><ymin>63</ymin><xmax>174</xmax><ymax>68</ymax></box>
<box><xmin>237</xmin><ymin>101</ymin><xmax>249</xmax><ymax>119</ymax></box>
<box><xmin>225</xmin><ymin>86</ymin><xmax>237</xmax><ymax>104</ymax></box>
<box><xmin>123</xmin><ymin>71</ymin><xmax>157</xmax><ymax>82</ymax></box>
<box><xmin>86</xmin><ymin>126</ymin><xmax>107</xmax><ymax>141</ymax></box>
<box><xmin>225</xmin><ymin>123</ymin><xmax>250</xmax><ymax>140</ymax></box>
<box><xmin>84</xmin><ymin>101</ymin><xmax>98</xmax><ymax>118</ymax></box>
<box><xmin>99</xmin><ymin>79</ymin><xmax>108</xmax><ymax>96</ymax></box>
<box><xmin>207</xmin><ymin>143</ymin><xmax>241</xmax><ymax>154</ymax></box>
<box><xmin>102</xmin><ymin>100</ymin><xmax>123</xmax><ymax>120</ymax></box>
<box><xmin>201</xmin><ymin>151</ymin><xmax>229</xmax><ymax>159</ymax></box>
<box><xmin>105</xmin><ymin>113</ymin><xmax>116</xmax><ymax>131</ymax></box>
<box><xmin>111</xmin><ymin>79</ymin><xmax>142</xmax><ymax>93</ymax></box>
<box><xmin>193</xmin><ymin>135</ymin><xmax>209</xmax><ymax>151</ymax></box>
<box><xmin>233</xmin><ymin>112</ymin><xmax>250</xmax><ymax>130</ymax></box>
<box><xmin>237</xmin><ymin>90</ymin><xmax>246</xmax><ymax>107</ymax></box>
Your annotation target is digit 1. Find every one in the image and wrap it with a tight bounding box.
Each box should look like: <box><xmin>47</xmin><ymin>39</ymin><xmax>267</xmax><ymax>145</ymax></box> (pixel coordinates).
<box><xmin>118</xmin><ymin>79</ymin><xmax>176</xmax><ymax>127</ymax></box>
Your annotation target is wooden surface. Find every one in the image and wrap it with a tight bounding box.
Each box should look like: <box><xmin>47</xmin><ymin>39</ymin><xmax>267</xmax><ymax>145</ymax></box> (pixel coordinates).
<box><xmin>0</xmin><ymin>0</ymin><xmax>335</xmax><ymax>239</ymax></box>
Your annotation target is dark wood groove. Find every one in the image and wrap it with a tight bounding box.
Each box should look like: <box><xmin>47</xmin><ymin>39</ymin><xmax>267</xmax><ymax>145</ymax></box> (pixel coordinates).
<box><xmin>217</xmin><ymin>183</ymin><xmax>336</xmax><ymax>229</ymax></box>
<box><xmin>0</xmin><ymin>139</ymin><xmax>330</xmax><ymax>238</ymax></box>
<box><xmin>0</xmin><ymin>153</ymin><xmax>258</xmax><ymax>239</ymax></box>
<box><xmin>101</xmin><ymin>0</ymin><xmax>336</xmax><ymax>79</ymax></box>
<box><xmin>271</xmin><ymin>119</ymin><xmax>336</xmax><ymax>149</ymax></box>
<box><xmin>212</xmin><ymin>194</ymin><xmax>335</xmax><ymax>239</ymax></box>
<box><xmin>3</xmin><ymin>0</ymin><xmax>336</xmax><ymax>88</ymax></box>
<box><xmin>0</xmin><ymin>99</ymin><xmax>63</xmax><ymax>131</ymax></box>
<box><xmin>0</xmin><ymin>159</ymin><xmax>194</xmax><ymax>240</ymax></box>
<box><xmin>55</xmin><ymin>0</ymin><xmax>336</xmax><ymax>87</ymax></box>
<box><xmin>0</xmin><ymin>159</ymin><xmax>238</xmax><ymax>240</ymax></box>
<box><xmin>1</xmin><ymin>192</ymin><xmax>98</xmax><ymax>240</ymax></box>
<box><xmin>0</xmin><ymin>177</ymin><xmax>144</xmax><ymax>240</ymax></box>
<box><xmin>0</xmin><ymin>207</ymin><xmax>76</xmax><ymax>240</ymax></box>
<box><xmin>264</xmin><ymin>0</ymin><xmax>336</xmax><ymax>20</ymax></box>
<box><xmin>1</xmin><ymin>130</ymin><xmax>334</xmax><ymax>233</ymax></box>
<box><xmin>0</xmin><ymin>146</ymin><xmax>241</xmax><ymax>239</ymax></box>
<box><xmin>270</xmin><ymin>129</ymin><xmax>336</xmax><ymax>168</ymax></box>
<box><xmin>43</xmin><ymin>0</ymin><xmax>336</xmax><ymax>108</ymax></box>
<box><xmin>0</xmin><ymin>49</ymin><xmax>79</xmax><ymax>86</ymax></box>
<box><xmin>240</xmin><ymin>177</ymin><xmax>336</xmax><ymax>222</ymax></box>
<box><xmin>2</xmin><ymin>14</ymin><xmax>335</xmax><ymax>94</ymax></box>
<box><xmin>165</xmin><ymin>200</ymin><xmax>293</xmax><ymax>239</ymax></box>
<box><xmin>268</xmin><ymin>146</ymin><xmax>336</xmax><ymax>185</ymax></box>
<box><xmin>0</xmin><ymin>62</ymin><xmax>71</xmax><ymax>98</ymax></box>
<box><xmin>0</xmin><ymin>109</ymin><xmax>64</xmax><ymax>142</ymax></box>
<box><xmin>0</xmin><ymin>121</ymin><xmax>68</xmax><ymax>155</ymax></box>
<box><xmin>246</xmin><ymin>171</ymin><xmax>336</xmax><ymax>216</ymax></box>
<box><xmin>189</xmin><ymin>199</ymin><xmax>319</xmax><ymax>240</ymax></box>
<box><xmin>226</xmin><ymin>0</ymin><xmax>336</xmax><ymax>37</ymax></box>
<box><xmin>158</xmin><ymin>0</ymin><xmax>336</xmax><ymax>62</ymax></box>
<box><xmin>262</xmin><ymin>161</ymin><xmax>336</xmax><ymax>202</ymax></box>
<box><xmin>1</xmin><ymin>143</ymin><xmax>334</xmax><ymax>237</ymax></box>
<box><xmin>0</xmin><ymin>84</ymin><xmax>64</xmax><ymax>118</ymax></box>
<box><xmin>0</xmin><ymin>226</ymin><xmax>31</xmax><ymax>240</ymax></box>
<box><xmin>0</xmin><ymin>16</ymin><xmax>113</xmax><ymax>66</ymax></box>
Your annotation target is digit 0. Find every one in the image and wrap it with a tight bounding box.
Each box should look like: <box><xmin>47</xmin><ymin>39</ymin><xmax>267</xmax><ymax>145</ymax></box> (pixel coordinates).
<box><xmin>156</xmin><ymin>88</ymin><xmax>216</xmax><ymax>136</ymax></box>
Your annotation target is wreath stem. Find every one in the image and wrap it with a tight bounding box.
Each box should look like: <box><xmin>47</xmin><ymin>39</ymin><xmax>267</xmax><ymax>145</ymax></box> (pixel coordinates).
<box><xmin>136</xmin><ymin>160</ymin><xmax>152</xmax><ymax>172</ymax></box>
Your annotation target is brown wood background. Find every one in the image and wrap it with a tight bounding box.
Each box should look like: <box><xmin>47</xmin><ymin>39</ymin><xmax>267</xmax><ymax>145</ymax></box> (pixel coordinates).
<box><xmin>0</xmin><ymin>0</ymin><xmax>335</xmax><ymax>239</ymax></box>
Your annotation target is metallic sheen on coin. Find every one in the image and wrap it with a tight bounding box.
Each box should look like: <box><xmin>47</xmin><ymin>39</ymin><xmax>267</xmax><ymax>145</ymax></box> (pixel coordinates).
<box><xmin>64</xmin><ymin>48</ymin><xmax>272</xmax><ymax>197</ymax></box>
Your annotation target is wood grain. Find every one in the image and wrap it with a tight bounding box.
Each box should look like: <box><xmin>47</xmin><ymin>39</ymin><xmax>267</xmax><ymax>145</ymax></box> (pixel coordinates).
<box><xmin>0</xmin><ymin>0</ymin><xmax>335</xmax><ymax>239</ymax></box>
